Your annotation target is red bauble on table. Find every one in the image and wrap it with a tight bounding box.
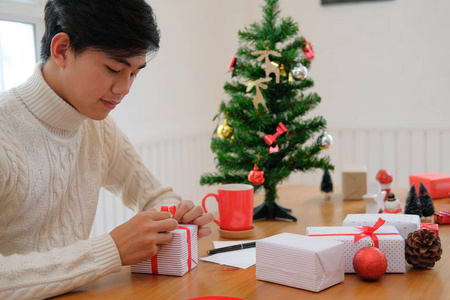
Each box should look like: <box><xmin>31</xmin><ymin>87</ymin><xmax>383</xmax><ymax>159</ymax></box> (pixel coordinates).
<box><xmin>248</xmin><ymin>164</ymin><xmax>265</xmax><ymax>186</ymax></box>
<box><xmin>353</xmin><ymin>244</ymin><xmax>388</xmax><ymax>281</ymax></box>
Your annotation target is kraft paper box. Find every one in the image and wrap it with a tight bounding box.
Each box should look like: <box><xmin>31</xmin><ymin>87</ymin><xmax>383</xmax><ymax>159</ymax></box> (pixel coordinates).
<box><xmin>306</xmin><ymin>224</ymin><xmax>405</xmax><ymax>273</ymax></box>
<box><xmin>409</xmin><ymin>173</ymin><xmax>450</xmax><ymax>199</ymax></box>
<box><xmin>342</xmin><ymin>165</ymin><xmax>367</xmax><ymax>200</ymax></box>
<box><xmin>131</xmin><ymin>224</ymin><xmax>198</xmax><ymax>276</ymax></box>
<box><xmin>342</xmin><ymin>213</ymin><xmax>420</xmax><ymax>239</ymax></box>
<box><xmin>256</xmin><ymin>233</ymin><xmax>345</xmax><ymax>293</ymax></box>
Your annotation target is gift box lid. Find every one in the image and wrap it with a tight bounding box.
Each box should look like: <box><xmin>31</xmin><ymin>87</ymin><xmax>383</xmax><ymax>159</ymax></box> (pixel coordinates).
<box><xmin>342</xmin><ymin>213</ymin><xmax>420</xmax><ymax>239</ymax></box>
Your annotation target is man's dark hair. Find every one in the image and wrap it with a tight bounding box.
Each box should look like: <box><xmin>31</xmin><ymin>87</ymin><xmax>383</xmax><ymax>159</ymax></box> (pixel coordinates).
<box><xmin>40</xmin><ymin>0</ymin><xmax>160</xmax><ymax>62</ymax></box>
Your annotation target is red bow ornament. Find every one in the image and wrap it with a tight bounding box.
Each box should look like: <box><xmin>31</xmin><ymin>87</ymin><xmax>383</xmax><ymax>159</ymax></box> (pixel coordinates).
<box><xmin>263</xmin><ymin>122</ymin><xmax>288</xmax><ymax>153</ymax></box>
<box><xmin>302</xmin><ymin>38</ymin><xmax>315</xmax><ymax>60</ymax></box>
<box><xmin>161</xmin><ymin>205</ymin><xmax>177</xmax><ymax>216</ymax></box>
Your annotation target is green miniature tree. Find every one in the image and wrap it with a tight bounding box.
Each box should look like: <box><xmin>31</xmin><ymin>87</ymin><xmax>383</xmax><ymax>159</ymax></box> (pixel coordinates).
<box><xmin>200</xmin><ymin>0</ymin><xmax>333</xmax><ymax>221</ymax></box>
<box><xmin>321</xmin><ymin>169</ymin><xmax>333</xmax><ymax>194</ymax></box>
<box><xmin>404</xmin><ymin>183</ymin><xmax>422</xmax><ymax>217</ymax></box>
<box><xmin>419</xmin><ymin>182</ymin><xmax>435</xmax><ymax>217</ymax></box>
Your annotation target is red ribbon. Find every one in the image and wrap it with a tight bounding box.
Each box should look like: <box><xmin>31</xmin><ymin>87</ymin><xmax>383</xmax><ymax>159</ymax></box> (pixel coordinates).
<box><xmin>263</xmin><ymin>122</ymin><xmax>288</xmax><ymax>153</ymax></box>
<box><xmin>151</xmin><ymin>206</ymin><xmax>192</xmax><ymax>274</ymax></box>
<box><xmin>177</xmin><ymin>226</ymin><xmax>192</xmax><ymax>271</ymax></box>
<box><xmin>353</xmin><ymin>218</ymin><xmax>385</xmax><ymax>248</ymax></box>
<box><xmin>309</xmin><ymin>218</ymin><xmax>400</xmax><ymax>248</ymax></box>
<box><xmin>151</xmin><ymin>255</ymin><xmax>159</xmax><ymax>274</ymax></box>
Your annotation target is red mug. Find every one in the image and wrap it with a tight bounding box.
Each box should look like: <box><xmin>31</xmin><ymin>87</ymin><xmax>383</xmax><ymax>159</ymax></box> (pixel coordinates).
<box><xmin>202</xmin><ymin>184</ymin><xmax>254</xmax><ymax>231</ymax></box>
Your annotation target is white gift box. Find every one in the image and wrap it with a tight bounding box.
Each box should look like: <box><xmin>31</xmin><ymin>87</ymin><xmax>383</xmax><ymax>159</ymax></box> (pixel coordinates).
<box><xmin>256</xmin><ymin>233</ymin><xmax>345</xmax><ymax>292</ymax></box>
<box><xmin>306</xmin><ymin>224</ymin><xmax>405</xmax><ymax>273</ymax></box>
<box><xmin>342</xmin><ymin>213</ymin><xmax>420</xmax><ymax>239</ymax></box>
<box><xmin>131</xmin><ymin>224</ymin><xmax>198</xmax><ymax>276</ymax></box>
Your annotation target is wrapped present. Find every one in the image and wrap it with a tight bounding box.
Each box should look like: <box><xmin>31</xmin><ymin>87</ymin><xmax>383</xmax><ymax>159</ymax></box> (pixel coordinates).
<box><xmin>409</xmin><ymin>173</ymin><xmax>450</xmax><ymax>199</ymax></box>
<box><xmin>256</xmin><ymin>233</ymin><xmax>344</xmax><ymax>293</ymax></box>
<box><xmin>342</xmin><ymin>213</ymin><xmax>420</xmax><ymax>239</ymax></box>
<box><xmin>434</xmin><ymin>211</ymin><xmax>450</xmax><ymax>224</ymax></box>
<box><xmin>307</xmin><ymin>219</ymin><xmax>405</xmax><ymax>273</ymax></box>
<box><xmin>420</xmin><ymin>223</ymin><xmax>439</xmax><ymax>236</ymax></box>
<box><xmin>131</xmin><ymin>224</ymin><xmax>198</xmax><ymax>276</ymax></box>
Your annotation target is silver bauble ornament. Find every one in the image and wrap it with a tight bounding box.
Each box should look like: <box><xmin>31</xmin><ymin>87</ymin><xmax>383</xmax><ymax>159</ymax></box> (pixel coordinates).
<box><xmin>292</xmin><ymin>64</ymin><xmax>308</xmax><ymax>80</ymax></box>
<box><xmin>317</xmin><ymin>131</ymin><xmax>333</xmax><ymax>150</ymax></box>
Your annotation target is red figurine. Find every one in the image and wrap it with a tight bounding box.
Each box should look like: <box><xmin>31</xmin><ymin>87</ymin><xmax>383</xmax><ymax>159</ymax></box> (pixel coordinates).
<box><xmin>376</xmin><ymin>170</ymin><xmax>393</xmax><ymax>201</ymax></box>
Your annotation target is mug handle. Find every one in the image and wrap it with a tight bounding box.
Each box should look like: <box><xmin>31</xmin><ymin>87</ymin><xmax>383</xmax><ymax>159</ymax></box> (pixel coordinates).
<box><xmin>202</xmin><ymin>193</ymin><xmax>221</xmax><ymax>227</ymax></box>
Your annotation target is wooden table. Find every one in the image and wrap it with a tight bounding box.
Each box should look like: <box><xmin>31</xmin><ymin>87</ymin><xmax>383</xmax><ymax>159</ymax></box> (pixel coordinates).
<box><xmin>54</xmin><ymin>185</ymin><xmax>449</xmax><ymax>300</ymax></box>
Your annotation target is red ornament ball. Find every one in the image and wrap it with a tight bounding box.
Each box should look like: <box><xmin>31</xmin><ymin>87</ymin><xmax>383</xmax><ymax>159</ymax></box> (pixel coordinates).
<box><xmin>353</xmin><ymin>246</ymin><xmax>387</xmax><ymax>281</ymax></box>
<box><xmin>248</xmin><ymin>164</ymin><xmax>265</xmax><ymax>186</ymax></box>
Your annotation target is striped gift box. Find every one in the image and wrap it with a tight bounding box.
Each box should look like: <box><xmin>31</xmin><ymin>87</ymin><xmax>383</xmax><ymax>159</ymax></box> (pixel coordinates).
<box><xmin>256</xmin><ymin>233</ymin><xmax>344</xmax><ymax>293</ymax></box>
<box><xmin>131</xmin><ymin>224</ymin><xmax>198</xmax><ymax>276</ymax></box>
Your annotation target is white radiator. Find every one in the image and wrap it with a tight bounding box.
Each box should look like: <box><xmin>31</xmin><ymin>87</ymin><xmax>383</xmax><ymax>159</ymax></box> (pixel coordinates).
<box><xmin>90</xmin><ymin>128</ymin><xmax>450</xmax><ymax>237</ymax></box>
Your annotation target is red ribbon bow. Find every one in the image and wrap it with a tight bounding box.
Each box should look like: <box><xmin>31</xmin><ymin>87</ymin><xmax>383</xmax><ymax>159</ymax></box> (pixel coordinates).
<box><xmin>353</xmin><ymin>218</ymin><xmax>386</xmax><ymax>248</ymax></box>
<box><xmin>151</xmin><ymin>205</ymin><xmax>192</xmax><ymax>274</ymax></box>
<box><xmin>263</xmin><ymin>122</ymin><xmax>288</xmax><ymax>153</ymax></box>
<box><xmin>161</xmin><ymin>205</ymin><xmax>177</xmax><ymax>216</ymax></box>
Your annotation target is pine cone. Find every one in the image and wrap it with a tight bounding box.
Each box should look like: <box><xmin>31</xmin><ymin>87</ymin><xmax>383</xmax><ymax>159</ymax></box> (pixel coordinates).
<box><xmin>405</xmin><ymin>229</ymin><xmax>443</xmax><ymax>268</ymax></box>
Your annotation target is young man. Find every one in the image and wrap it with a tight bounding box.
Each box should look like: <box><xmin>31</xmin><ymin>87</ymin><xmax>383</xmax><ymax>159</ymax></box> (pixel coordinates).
<box><xmin>0</xmin><ymin>0</ymin><xmax>213</xmax><ymax>298</ymax></box>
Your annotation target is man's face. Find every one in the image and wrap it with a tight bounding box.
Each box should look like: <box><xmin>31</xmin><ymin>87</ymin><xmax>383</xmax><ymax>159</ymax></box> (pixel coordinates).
<box><xmin>60</xmin><ymin>48</ymin><xmax>147</xmax><ymax>120</ymax></box>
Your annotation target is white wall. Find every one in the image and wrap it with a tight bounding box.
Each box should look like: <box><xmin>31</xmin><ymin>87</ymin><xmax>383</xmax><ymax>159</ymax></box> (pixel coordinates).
<box><xmin>112</xmin><ymin>0</ymin><xmax>450</xmax><ymax>147</ymax></box>
<box><xmin>2</xmin><ymin>0</ymin><xmax>449</xmax><ymax>192</ymax></box>
<box><xmin>3</xmin><ymin>0</ymin><xmax>447</xmax><ymax>149</ymax></box>
<box><xmin>111</xmin><ymin>0</ymin><xmax>257</xmax><ymax>144</ymax></box>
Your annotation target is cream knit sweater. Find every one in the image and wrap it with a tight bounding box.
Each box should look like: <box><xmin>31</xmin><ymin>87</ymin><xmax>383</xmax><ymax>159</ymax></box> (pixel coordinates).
<box><xmin>0</xmin><ymin>64</ymin><xmax>181</xmax><ymax>299</ymax></box>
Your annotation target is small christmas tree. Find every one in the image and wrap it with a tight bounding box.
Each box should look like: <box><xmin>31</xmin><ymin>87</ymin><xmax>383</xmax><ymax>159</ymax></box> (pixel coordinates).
<box><xmin>200</xmin><ymin>0</ymin><xmax>333</xmax><ymax>221</ymax></box>
<box><xmin>419</xmin><ymin>182</ymin><xmax>435</xmax><ymax>217</ymax></box>
<box><xmin>404</xmin><ymin>183</ymin><xmax>422</xmax><ymax>217</ymax></box>
<box><xmin>320</xmin><ymin>169</ymin><xmax>333</xmax><ymax>194</ymax></box>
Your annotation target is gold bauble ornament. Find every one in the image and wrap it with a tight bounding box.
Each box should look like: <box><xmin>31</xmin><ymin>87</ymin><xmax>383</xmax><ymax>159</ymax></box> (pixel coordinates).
<box><xmin>217</xmin><ymin>119</ymin><xmax>233</xmax><ymax>139</ymax></box>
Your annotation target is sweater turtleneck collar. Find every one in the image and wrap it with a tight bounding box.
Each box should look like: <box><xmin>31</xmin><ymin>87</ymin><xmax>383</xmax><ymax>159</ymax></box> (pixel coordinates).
<box><xmin>15</xmin><ymin>63</ymin><xmax>88</xmax><ymax>134</ymax></box>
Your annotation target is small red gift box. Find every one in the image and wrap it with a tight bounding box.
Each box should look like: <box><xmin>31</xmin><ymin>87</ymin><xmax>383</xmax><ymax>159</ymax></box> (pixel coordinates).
<box><xmin>434</xmin><ymin>211</ymin><xmax>450</xmax><ymax>225</ymax></box>
<box><xmin>420</xmin><ymin>223</ymin><xmax>439</xmax><ymax>236</ymax></box>
<box><xmin>409</xmin><ymin>173</ymin><xmax>450</xmax><ymax>199</ymax></box>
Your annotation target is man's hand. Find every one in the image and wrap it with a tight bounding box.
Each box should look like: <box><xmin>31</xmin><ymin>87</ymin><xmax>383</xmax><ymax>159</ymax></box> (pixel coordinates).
<box><xmin>172</xmin><ymin>200</ymin><xmax>214</xmax><ymax>239</ymax></box>
<box><xmin>110</xmin><ymin>210</ymin><xmax>178</xmax><ymax>265</ymax></box>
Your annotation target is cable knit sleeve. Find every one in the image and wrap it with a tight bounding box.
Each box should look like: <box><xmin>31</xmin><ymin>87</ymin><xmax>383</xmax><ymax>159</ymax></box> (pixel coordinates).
<box><xmin>101</xmin><ymin>117</ymin><xmax>181</xmax><ymax>212</ymax></box>
<box><xmin>0</xmin><ymin>234</ymin><xmax>122</xmax><ymax>300</ymax></box>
